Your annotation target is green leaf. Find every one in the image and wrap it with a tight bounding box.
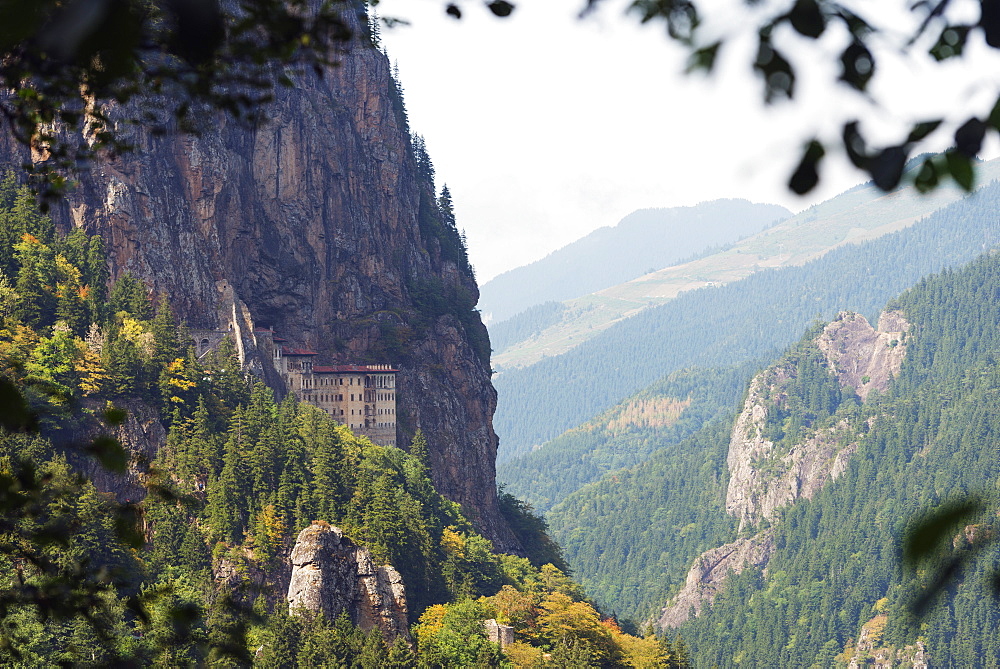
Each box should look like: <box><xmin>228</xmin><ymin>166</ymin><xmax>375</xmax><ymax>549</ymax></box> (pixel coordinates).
<box><xmin>903</xmin><ymin>497</ymin><xmax>982</xmax><ymax>567</ymax></box>
<box><xmin>788</xmin><ymin>140</ymin><xmax>825</xmax><ymax>194</ymax></box>
<box><xmin>788</xmin><ymin>0</ymin><xmax>825</xmax><ymax>38</ymax></box>
<box><xmin>487</xmin><ymin>0</ymin><xmax>514</xmax><ymax>17</ymax></box>
<box><xmin>869</xmin><ymin>145</ymin><xmax>907</xmax><ymax>191</ymax></box>
<box><xmin>946</xmin><ymin>150</ymin><xmax>975</xmax><ymax>190</ymax></box>
<box><xmin>0</xmin><ymin>376</ymin><xmax>35</xmax><ymax>432</ymax></box>
<box><xmin>102</xmin><ymin>405</ymin><xmax>127</xmax><ymax>426</ymax></box>
<box><xmin>86</xmin><ymin>435</ymin><xmax>128</xmax><ymax>473</ymax></box>
<box><xmin>954</xmin><ymin>117</ymin><xmax>986</xmax><ymax>157</ymax></box>
<box><xmin>754</xmin><ymin>36</ymin><xmax>796</xmax><ymax>102</ymax></box>
<box><xmin>907</xmin><ymin>120</ymin><xmax>942</xmax><ymax>143</ymax></box>
<box><xmin>989</xmin><ymin>94</ymin><xmax>1000</xmax><ymax>129</ymax></box>
<box><xmin>686</xmin><ymin>41</ymin><xmax>721</xmax><ymax>74</ymax></box>
<box><xmin>114</xmin><ymin>503</ymin><xmax>145</xmax><ymax>549</ymax></box>
<box><xmin>930</xmin><ymin>25</ymin><xmax>971</xmax><ymax>60</ymax></box>
<box><xmin>981</xmin><ymin>0</ymin><xmax>1000</xmax><ymax>48</ymax></box>
<box><xmin>839</xmin><ymin>40</ymin><xmax>875</xmax><ymax>91</ymax></box>
<box><xmin>914</xmin><ymin>157</ymin><xmax>940</xmax><ymax>193</ymax></box>
<box><xmin>841</xmin><ymin>121</ymin><xmax>868</xmax><ymax>168</ymax></box>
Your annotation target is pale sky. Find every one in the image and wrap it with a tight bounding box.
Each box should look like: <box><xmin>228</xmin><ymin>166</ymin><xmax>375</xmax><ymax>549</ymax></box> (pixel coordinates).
<box><xmin>381</xmin><ymin>0</ymin><xmax>1000</xmax><ymax>282</ymax></box>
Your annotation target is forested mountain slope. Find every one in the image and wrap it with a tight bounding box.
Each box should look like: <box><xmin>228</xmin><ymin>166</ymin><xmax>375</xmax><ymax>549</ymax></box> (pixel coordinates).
<box><xmin>0</xmin><ymin>174</ymin><xmax>679</xmax><ymax>667</ymax></box>
<box><xmin>498</xmin><ymin>361</ymin><xmax>762</xmax><ymax>514</ymax></box>
<box><xmin>0</xmin><ymin>19</ymin><xmax>513</xmax><ymax>547</ymax></box>
<box><xmin>673</xmin><ymin>251</ymin><xmax>1000</xmax><ymax>666</ymax></box>
<box><xmin>480</xmin><ymin>200</ymin><xmax>788</xmax><ymax>324</ymax></box>
<box><xmin>550</xmin><ymin>250</ymin><xmax>1000</xmax><ymax>666</ymax></box>
<box><xmin>493</xmin><ymin>160</ymin><xmax>1000</xmax><ymax>370</ymax></box>
<box><xmin>495</xmin><ymin>179</ymin><xmax>1000</xmax><ymax>461</ymax></box>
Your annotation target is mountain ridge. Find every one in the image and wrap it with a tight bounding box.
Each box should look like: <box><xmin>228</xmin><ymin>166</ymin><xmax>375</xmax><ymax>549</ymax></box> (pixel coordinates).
<box><xmin>480</xmin><ymin>199</ymin><xmax>789</xmax><ymax>325</ymax></box>
<box><xmin>494</xmin><ymin>178</ymin><xmax>1000</xmax><ymax>460</ymax></box>
<box><xmin>493</xmin><ymin>163</ymin><xmax>1000</xmax><ymax>371</ymax></box>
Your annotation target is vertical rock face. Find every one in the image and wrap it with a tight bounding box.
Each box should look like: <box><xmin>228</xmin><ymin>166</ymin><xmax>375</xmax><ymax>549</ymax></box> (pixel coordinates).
<box><xmin>726</xmin><ymin>310</ymin><xmax>910</xmax><ymax>531</ymax></box>
<box><xmin>657</xmin><ymin>310</ymin><xmax>910</xmax><ymax>631</ymax></box>
<box><xmin>287</xmin><ymin>522</ymin><xmax>409</xmax><ymax>641</ymax></box>
<box><xmin>815</xmin><ymin>310</ymin><xmax>909</xmax><ymax>402</ymax></box>
<box><xmin>0</xmin><ymin>14</ymin><xmax>517</xmax><ymax>549</ymax></box>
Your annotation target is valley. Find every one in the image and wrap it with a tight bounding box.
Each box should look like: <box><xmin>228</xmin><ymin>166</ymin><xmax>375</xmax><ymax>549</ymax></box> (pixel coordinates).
<box><xmin>3</xmin><ymin>1</ymin><xmax>1000</xmax><ymax>666</ymax></box>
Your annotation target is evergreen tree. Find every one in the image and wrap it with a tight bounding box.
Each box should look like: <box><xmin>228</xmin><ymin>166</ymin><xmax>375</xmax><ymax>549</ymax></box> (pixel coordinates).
<box><xmin>85</xmin><ymin>234</ymin><xmax>109</xmax><ymax>322</ymax></box>
<box><xmin>207</xmin><ymin>434</ymin><xmax>245</xmax><ymax>543</ymax></box>
<box><xmin>108</xmin><ymin>272</ymin><xmax>151</xmax><ymax>320</ymax></box>
<box><xmin>13</xmin><ymin>234</ymin><xmax>56</xmax><ymax>328</ymax></box>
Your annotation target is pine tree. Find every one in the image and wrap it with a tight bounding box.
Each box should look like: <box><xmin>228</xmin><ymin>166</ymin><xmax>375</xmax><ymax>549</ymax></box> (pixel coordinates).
<box><xmin>178</xmin><ymin>522</ymin><xmax>212</xmax><ymax>575</ymax></box>
<box><xmin>150</xmin><ymin>295</ymin><xmax>181</xmax><ymax>369</ymax></box>
<box><xmin>438</xmin><ymin>185</ymin><xmax>457</xmax><ymax>231</ymax></box>
<box><xmin>85</xmin><ymin>234</ymin><xmax>109</xmax><ymax>322</ymax></box>
<box><xmin>192</xmin><ymin>396</ymin><xmax>222</xmax><ymax>478</ymax></box>
<box><xmin>206</xmin><ymin>434</ymin><xmax>244</xmax><ymax>543</ymax></box>
<box><xmin>108</xmin><ymin>272</ymin><xmax>151</xmax><ymax>320</ymax></box>
<box><xmin>13</xmin><ymin>234</ymin><xmax>56</xmax><ymax>328</ymax></box>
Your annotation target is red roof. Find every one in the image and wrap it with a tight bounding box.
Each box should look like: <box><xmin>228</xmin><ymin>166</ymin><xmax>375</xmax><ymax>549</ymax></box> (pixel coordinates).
<box><xmin>282</xmin><ymin>347</ymin><xmax>318</xmax><ymax>356</ymax></box>
<box><xmin>313</xmin><ymin>365</ymin><xmax>398</xmax><ymax>374</ymax></box>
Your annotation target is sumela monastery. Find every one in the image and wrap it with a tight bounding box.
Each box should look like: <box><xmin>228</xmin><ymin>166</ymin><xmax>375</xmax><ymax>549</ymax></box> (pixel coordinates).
<box><xmin>192</xmin><ymin>327</ymin><xmax>397</xmax><ymax>448</ymax></box>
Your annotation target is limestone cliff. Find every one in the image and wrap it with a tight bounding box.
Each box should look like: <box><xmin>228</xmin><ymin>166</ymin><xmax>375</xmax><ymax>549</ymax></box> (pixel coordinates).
<box><xmin>726</xmin><ymin>311</ymin><xmax>909</xmax><ymax>532</ymax></box>
<box><xmin>287</xmin><ymin>523</ymin><xmax>409</xmax><ymax>642</ymax></box>
<box><xmin>656</xmin><ymin>531</ymin><xmax>774</xmax><ymax>629</ymax></box>
<box><xmin>657</xmin><ymin>310</ymin><xmax>909</xmax><ymax>629</ymax></box>
<box><xmin>815</xmin><ymin>310</ymin><xmax>909</xmax><ymax>402</ymax></box>
<box><xmin>0</xmin><ymin>13</ymin><xmax>516</xmax><ymax>549</ymax></box>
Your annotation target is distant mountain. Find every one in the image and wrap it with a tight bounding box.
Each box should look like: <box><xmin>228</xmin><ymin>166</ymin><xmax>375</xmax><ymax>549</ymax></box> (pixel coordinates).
<box><xmin>494</xmin><ymin>179</ymin><xmax>1000</xmax><ymax>461</ymax></box>
<box><xmin>494</xmin><ymin>161</ymin><xmax>1000</xmax><ymax>370</ymax></box>
<box><xmin>547</xmin><ymin>249</ymin><xmax>1000</xmax><ymax>666</ymax></box>
<box><xmin>479</xmin><ymin>200</ymin><xmax>789</xmax><ymax>325</ymax></box>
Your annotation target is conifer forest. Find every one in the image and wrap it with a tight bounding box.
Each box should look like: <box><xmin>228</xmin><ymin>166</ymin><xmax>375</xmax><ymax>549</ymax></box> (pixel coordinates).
<box><xmin>6</xmin><ymin>1</ymin><xmax>1000</xmax><ymax>667</ymax></box>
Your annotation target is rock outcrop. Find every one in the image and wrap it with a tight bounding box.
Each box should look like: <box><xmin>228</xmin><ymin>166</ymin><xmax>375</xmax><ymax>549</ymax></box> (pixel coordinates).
<box><xmin>656</xmin><ymin>531</ymin><xmax>775</xmax><ymax>629</ymax></box>
<box><xmin>726</xmin><ymin>311</ymin><xmax>909</xmax><ymax>531</ymax></box>
<box><xmin>726</xmin><ymin>413</ymin><xmax>858</xmax><ymax>533</ymax></box>
<box><xmin>844</xmin><ymin>614</ymin><xmax>928</xmax><ymax>669</ymax></box>
<box><xmin>0</xmin><ymin>11</ymin><xmax>517</xmax><ymax>549</ymax></box>
<box><xmin>816</xmin><ymin>311</ymin><xmax>909</xmax><ymax>401</ymax></box>
<box><xmin>658</xmin><ymin>310</ymin><xmax>910</xmax><ymax>630</ymax></box>
<box><xmin>287</xmin><ymin>522</ymin><xmax>409</xmax><ymax>641</ymax></box>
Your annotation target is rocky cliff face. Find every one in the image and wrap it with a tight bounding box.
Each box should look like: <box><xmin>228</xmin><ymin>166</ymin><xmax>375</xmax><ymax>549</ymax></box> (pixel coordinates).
<box><xmin>815</xmin><ymin>311</ymin><xmax>909</xmax><ymax>402</ymax></box>
<box><xmin>657</xmin><ymin>310</ymin><xmax>909</xmax><ymax>630</ymax></box>
<box><xmin>726</xmin><ymin>311</ymin><xmax>909</xmax><ymax>532</ymax></box>
<box><xmin>656</xmin><ymin>531</ymin><xmax>775</xmax><ymax>629</ymax></box>
<box><xmin>287</xmin><ymin>523</ymin><xmax>409</xmax><ymax>641</ymax></box>
<box><xmin>0</xmin><ymin>14</ymin><xmax>517</xmax><ymax>550</ymax></box>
